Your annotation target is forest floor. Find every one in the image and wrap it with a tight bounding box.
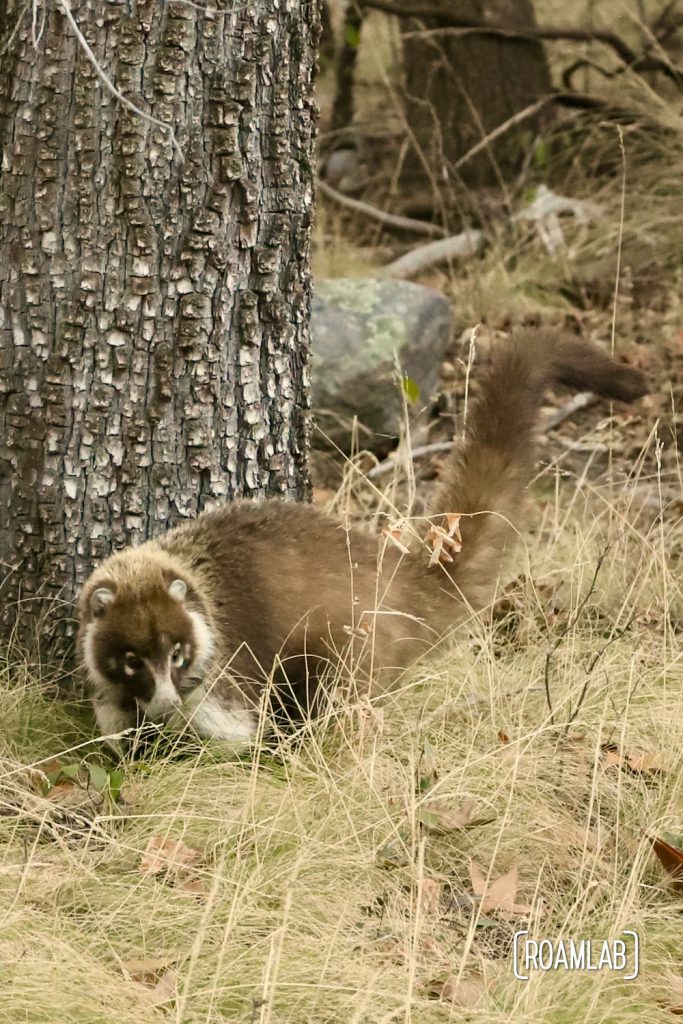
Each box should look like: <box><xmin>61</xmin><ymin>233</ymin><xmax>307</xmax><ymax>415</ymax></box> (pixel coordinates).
<box><xmin>2</xmin><ymin>3</ymin><xmax>683</xmax><ymax>1023</ymax></box>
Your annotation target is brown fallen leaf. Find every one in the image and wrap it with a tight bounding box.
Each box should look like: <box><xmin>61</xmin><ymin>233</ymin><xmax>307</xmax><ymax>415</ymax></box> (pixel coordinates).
<box><xmin>420</xmin><ymin>878</ymin><xmax>442</xmax><ymax>915</ymax></box>
<box><xmin>469</xmin><ymin>861</ymin><xmax>535</xmax><ymax>918</ymax></box>
<box><xmin>148</xmin><ymin>969</ymin><xmax>178</xmax><ymax>1006</ymax></box>
<box><xmin>650</xmin><ymin>835</ymin><xmax>683</xmax><ymax>889</ymax></box>
<box><xmin>140</xmin><ymin>836</ymin><xmax>202</xmax><ymax>876</ymax></box>
<box><xmin>600</xmin><ymin>746</ymin><xmax>664</xmax><ymax>777</ymax></box>
<box><xmin>121</xmin><ymin>957</ymin><xmax>172</xmax><ymax>985</ymax></box>
<box><xmin>427</xmin><ymin>973</ymin><xmax>486</xmax><ymax>1007</ymax></box>
<box><xmin>174</xmin><ymin>876</ymin><xmax>210</xmax><ymax>897</ymax></box>
<box><xmin>419</xmin><ymin>799</ymin><xmax>494</xmax><ymax>833</ymax></box>
<box><xmin>627</xmin><ymin>751</ymin><xmax>664</xmax><ymax>775</ymax></box>
<box><xmin>426</xmin><ymin>514</ymin><xmax>463</xmax><ymax>567</ymax></box>
<box><xmin>601</xmin><ymin>747</ymin><xmax>624</xmax><ymax>769</ymax></box>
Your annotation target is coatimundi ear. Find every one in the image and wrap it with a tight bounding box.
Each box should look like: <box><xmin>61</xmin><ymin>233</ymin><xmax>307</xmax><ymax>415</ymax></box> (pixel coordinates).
<box><xmin>168</xmin><ymin>578</ymin><xmax>187</xmax><ymax>602</ymax></box>
<box><xmin>90</xmin><ymin>587</ymin><xmax>116</xmax><ymax>618</ymax></box>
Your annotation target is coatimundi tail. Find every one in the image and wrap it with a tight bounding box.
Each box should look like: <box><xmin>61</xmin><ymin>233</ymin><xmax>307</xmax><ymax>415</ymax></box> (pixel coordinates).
<box><xmin>78</xmin><ymin>330</ymin><xmax>647</xmax><ymax>747</ymax></box>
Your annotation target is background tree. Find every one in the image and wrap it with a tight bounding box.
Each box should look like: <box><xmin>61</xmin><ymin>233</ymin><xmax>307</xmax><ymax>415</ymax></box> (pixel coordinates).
<box><xmin>0</xmin><ymin>0</ymin><xmax>320</xmax><ymax>646</ymax></box>
<box><xmin>397</xmin><ymin>0</ymin><xmax>552</xmax><ymax>192</ymax></box>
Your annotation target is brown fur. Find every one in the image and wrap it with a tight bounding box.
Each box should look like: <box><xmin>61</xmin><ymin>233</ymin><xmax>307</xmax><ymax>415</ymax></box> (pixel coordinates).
<box><xmin>78</xmin><ymin>330</ymin><xmax>647</xmax><ymax>731</ymax></box>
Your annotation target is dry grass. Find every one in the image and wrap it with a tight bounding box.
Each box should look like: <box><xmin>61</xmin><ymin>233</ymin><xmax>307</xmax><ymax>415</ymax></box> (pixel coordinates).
<box><xmin>1</xmin><ymin>443</ymin><xmax>682</xmax><ymax>1023</ymax></box>
<box><xmin>3</xmin><ymin>3</ymin><xmax>682</xmax><ymax>1020</ymax></box>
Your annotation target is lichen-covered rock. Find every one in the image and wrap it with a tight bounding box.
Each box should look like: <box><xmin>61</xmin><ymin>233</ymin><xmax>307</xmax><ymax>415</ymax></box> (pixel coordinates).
<box><xmin>311</xmin><ymin>278</ymin><xmax>453</xmax><ymax>454</ymax></box>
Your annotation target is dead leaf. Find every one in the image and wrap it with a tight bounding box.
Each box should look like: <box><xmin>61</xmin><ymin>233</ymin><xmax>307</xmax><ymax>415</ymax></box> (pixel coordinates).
<box><xmin>469</xmin><ymin>861</ymin><xmax>535</xmax><ymax>918</ymax></box>
<box><xmin>121</xmin><ymin>957</ymin><xmax>172</xmax><ymax>985</ymax></box>
<box><xmin>601</xmin><ymin>747</ymin><xmax>624</xmax><ymax>769</ymax></box>
<box><xmin>420</xmin><ymin>878</ymin><xmax>442</xmax><ymax>915</ymax></box>
<box><xmin>650</xmin><ymin>834</ymin><xmax>683</xmax><ymax>888</ymax></box>
<box><xmin>627</xmin><ymin>751</ymin><xmax>664</xmax><ymax>775</ymax></box>
<box><xmin>174</xmin><ymin>876</ymin><xmax>210</xmax><ymax>897</ymax></box>
<box><xmin>427</xmin><ymin>973</ymin><xmax>486</xmax><ymax>1007</ymax></box>
<box><xmin>426</xmin><ymin>514</ymin><xmax>463</xmax><ymax>567</ymax></box>
<box><xmin>419</xmin><ymin>799</ymin><xmax>494</xmax><ymax>833</ymax></box>
<box><xmin>140</xmin><ymin>836</ymin><xmax>202</xmax><ymax>876</ymax></box>
<box><xmin>148</xmin><ymin>969</ymin><xmax>178</xmax><ymax>1006</ymax></box>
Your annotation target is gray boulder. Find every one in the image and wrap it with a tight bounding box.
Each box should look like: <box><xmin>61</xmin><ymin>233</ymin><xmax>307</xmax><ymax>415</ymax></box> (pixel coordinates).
<box><xmin>310</xmin><ymin>277</ymin><xmax>453</xmax><ymax>455</ymax></box>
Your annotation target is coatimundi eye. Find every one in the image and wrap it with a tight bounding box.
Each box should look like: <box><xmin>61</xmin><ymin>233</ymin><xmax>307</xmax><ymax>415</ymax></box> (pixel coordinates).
<box><xmin>124</xmin><ymin>651</ymin><xmax>142</xmax><ymax>672</ymax></box>
<box><xmin>171</xmin><ymin>642</ymin><xmax>186</xmax><ymax>668</ymax></box>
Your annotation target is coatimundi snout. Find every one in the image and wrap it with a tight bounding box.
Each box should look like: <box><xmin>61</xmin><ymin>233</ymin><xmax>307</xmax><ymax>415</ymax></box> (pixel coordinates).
<box><xmin>77</xmin><ymin>330</ymin><xmax>648</xmax><ymax>748</ymax></box>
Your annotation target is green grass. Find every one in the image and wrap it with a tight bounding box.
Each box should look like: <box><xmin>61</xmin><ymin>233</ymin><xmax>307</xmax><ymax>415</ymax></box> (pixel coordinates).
<box><xmin>2</xmin><ymin>454</ymin><xmax>682</xmax><ymax>1023</ymax></box>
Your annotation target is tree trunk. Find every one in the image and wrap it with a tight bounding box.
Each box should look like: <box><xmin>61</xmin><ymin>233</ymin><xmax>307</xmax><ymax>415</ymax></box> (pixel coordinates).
<box><xmin>0</xmin><ymin>0</ymin><xmax>319</xmax><ymax>648</ymax></box>
<box><xmin>400</xmin><ymin>0</ymin><xmax>551</xmax><ymax>191</ymax></box>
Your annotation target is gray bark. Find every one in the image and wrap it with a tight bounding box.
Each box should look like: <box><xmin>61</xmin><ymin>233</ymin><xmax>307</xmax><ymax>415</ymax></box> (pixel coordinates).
<box><xmin>0</xmin><ymin>0</ymin><xmax>319</xmax><ymax>646</ymax></box>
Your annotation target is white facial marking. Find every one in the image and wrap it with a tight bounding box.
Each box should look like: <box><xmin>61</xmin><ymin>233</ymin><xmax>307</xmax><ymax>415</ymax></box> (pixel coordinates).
<box><xmin>82</xmin><ymin>623</ymin><xmax>110</xmax><ymax>695</ymax></box>
<box><xmin>168</xmin><ymin>578</ymin><xmax>187</xmax><ymax>602</ymax></box>
<box><xmin>187</xmin><ymin>609</ymin><xmax>215</xmax><ymax>675</ymax></box>
<box><xmin>139</xmin><ymin>662</ymin><xmax>182</xmax><ymax>722</ymax></box>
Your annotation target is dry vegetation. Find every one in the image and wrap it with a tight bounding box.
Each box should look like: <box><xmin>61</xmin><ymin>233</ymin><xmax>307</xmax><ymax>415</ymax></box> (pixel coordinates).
<box><xmin>2</xmin><ymin>0</ymin><xmax>683</xmax><ymax>1021</ymax></box>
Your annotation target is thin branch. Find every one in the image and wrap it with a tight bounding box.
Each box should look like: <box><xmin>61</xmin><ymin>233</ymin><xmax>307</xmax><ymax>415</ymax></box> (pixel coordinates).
<box><xmin>367</xmin><ymin>394</ymin><xmax>598</xmax><ymax>480</ymax></box>
<box><xmin>0</xmin><ymin>3</ymin><xmax>29</xmax><ymax>57</ymax></box>
<box><xmin>367</xmin><ymin>441</ymin><xmax>453</xmax><ymax>480</ymax></box>
<box><xmin>543</xmin><ymin>544</ymin><xmax>612</xmax><ymax>726</ymax></box>
<box><xmin>562</xmin><ymin>616</ymin><xmax>636</xmax><ymax>738</ymax></box>
<box><xmin>55</xmin><ymin>0</ymin><xmax>184</xmax><ymax>161</ymax></box>
<box><xmin>453</xmin><ymin>97</ymin><xmax>553</xmax><ymax>172</ymax></box>
<box><xmin>316</xmin><ymin>178</ymin><xmax>446</xmax><ymax>237</ymax></box>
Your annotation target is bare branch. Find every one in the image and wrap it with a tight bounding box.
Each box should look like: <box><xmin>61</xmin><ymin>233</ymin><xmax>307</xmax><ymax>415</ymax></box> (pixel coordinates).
<box><xmin>383</xmin><ymin>229</ymin><xmax>484</xmax><ymax>278</ymax></box>
<box><xmin>316</xmin><ymin>178</ymin><xmax>447</xmax><ymax>238</ymax></box>
<box><xmin>55</xmin><ymin>0</ymin><xmax>184</xmax><ymax>161</ymax></box>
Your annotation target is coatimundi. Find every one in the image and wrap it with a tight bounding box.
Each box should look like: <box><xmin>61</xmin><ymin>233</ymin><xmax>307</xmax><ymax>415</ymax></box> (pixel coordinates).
<box><xmin>77</xmin><ymin>330</ymin><xmax>647</xmax><ymax>747</ymax></box>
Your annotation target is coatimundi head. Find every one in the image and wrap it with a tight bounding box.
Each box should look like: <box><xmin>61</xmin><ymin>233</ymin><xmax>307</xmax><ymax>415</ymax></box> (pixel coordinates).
<box><xmin>78</xmin><ymin>552</ymin><xmax>215</xmax><ymax>723</ymax></box>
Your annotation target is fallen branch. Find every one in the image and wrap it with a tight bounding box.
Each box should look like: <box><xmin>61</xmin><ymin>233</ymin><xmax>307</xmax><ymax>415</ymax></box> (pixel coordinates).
<box><xmin>316</xmin><ymin>178</ymin><xmax>447</xmax><ymax>238</ymax></box>
<box><xmin>542</xmin><ymin>392</ymin><xmax>597</xmax><ymax>431</ymax></box>
<box><xmin>367</xmin><ymin>392</ymin><xmax>603</xmax><ymax>480</ymax></box>
<box><xmin>367</xmin><ymin>441</ymin><xmax>452</xmax><ymax>479</ymax></box>
<box><xmin>383</xmin><ymin>229</ymin><xmax>484</xmax><ymax>278</ymax></box>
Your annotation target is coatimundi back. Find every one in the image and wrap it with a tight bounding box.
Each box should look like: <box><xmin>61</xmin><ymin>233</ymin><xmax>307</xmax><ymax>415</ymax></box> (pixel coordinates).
<box><xmin>77</xmin><ymin>330</ymin><xmax>647</xmax><ymax>747</ymax></box>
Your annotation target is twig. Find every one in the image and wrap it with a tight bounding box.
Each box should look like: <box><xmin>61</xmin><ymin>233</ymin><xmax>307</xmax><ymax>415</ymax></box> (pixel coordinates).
<box><xmin>564</xmin><ymin>616</ymin><xmax>636</xmax><ymax>732</ymax></box>
<box><xmin>367</xmin><ymin>441</ymin><xmax>453</xmax><ymax>479</ymax></box>
<box><xmin>453</xmin><ymin>97</ymin><xmax>553</xmax><ymax>172</ymax></box>
<box><xmin>543</xmin><ymin>545</ymin><xmax>612</xmax><ymax>726</ymax></box>
<box><xmin>383</xmin><ymin>229</ymin><xmax>484</xmax><ymax>278</ymax></box>
<box><xmin>316</xmin><ymin>178</ymin><xmax>446</xmax><ymax>238</ymax></box>
<box><xmin>55</xmin><ymin>0</ymin><xmax>184</xmax><ymax>160</ymax></box>
<box><xmin>0</xmin><ymin>3</ymin><xmax>29</xmax><ymax>57</ymax></box>
<box><xmin>367</xmin><ymin>392</ymin><xmax>602</xmax><ymax>480</ymax></box>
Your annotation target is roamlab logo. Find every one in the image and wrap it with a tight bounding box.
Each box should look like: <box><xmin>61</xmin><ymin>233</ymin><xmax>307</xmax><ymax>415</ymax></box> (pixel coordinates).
<box><xmin>513</xmin><ymin>930</ymin><xmax>640</xmax><ymax>981</ymax></box>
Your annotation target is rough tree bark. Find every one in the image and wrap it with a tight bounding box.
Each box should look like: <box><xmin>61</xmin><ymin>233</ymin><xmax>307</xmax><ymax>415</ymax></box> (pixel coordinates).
<box><xmin>400</xmin><ymin>0</ymin><xmax>551</xmax><ymax>190</ymax></box>
<box><xmin>0</xmin><ymin>0</ymin><xmax>320</xmax><ymax>646</ymax></box>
